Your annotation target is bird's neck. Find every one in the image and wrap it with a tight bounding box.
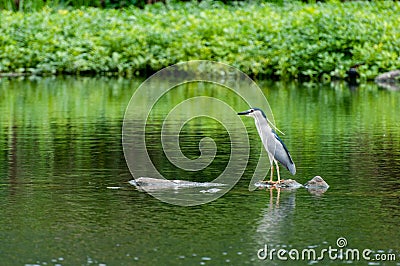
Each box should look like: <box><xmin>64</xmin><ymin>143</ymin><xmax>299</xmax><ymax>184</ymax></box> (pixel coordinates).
<box><xmin>254</xmin><ymin>116</ymin><xmax>271</xmax><ymax>138</ymax></box>
<box><xmin>255</xmin><ymin>116</ymin><xmax>270</xmax><ymax>129</ymax></box>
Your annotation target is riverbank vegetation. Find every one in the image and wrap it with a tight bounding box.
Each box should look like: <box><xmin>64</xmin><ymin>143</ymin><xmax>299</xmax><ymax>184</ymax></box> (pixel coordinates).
<box><xmin>0</xmin><ymin>1</ymin><xmax>399</xmax><ymax>80</ymax></box>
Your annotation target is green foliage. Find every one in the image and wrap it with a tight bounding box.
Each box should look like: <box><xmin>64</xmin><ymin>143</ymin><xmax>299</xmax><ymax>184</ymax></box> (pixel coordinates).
<box><xmin>0</xmin><ymin>1</ymin><xmax>399</xmax><ymax>80</ymax></box>
<box><xmin>0</xmin><ymin>0</ymin><xmax>344</xmax><ymax>11</ymax></box>
<box><xmin>0</xmin><ymin>0</ymin><xmax>149</xmax><ymax>11</ymax></box>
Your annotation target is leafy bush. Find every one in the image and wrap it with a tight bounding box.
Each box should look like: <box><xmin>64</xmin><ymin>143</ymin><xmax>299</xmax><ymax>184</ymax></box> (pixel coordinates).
<box><xmin>0</xmin><ymin>1</ymin><xmax>399</xmax><ymax>80</ymax></box>
<box><xmin>0</xmin><ymin>0</ymin><xmax>151</xmax><ymax>11</ymax></box>
<box><xmin>0</xmin><ymin>1</ymin><xmax>355</xmax><ymax>11</ymax></box>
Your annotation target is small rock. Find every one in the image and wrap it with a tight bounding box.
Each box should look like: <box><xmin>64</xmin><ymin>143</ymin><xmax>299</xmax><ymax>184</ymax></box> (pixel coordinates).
<box><xmin>304</xmin><ymin>176</ymin><xmax>329</xmax><ymax>188</ymax></box>
<box><xmin>375</xmin><ymin>70</ymin><xmax>400</xmax><ymax>91</ymax></box>
<box><xmin>304</xmin><ymin>176</ymin><xmax>329</xmax><ymax>195</ymax></box>
<box><xmin>375</xmin><ymin>70</ymin><xmax>400</xmax><ymax>83</ymax></box>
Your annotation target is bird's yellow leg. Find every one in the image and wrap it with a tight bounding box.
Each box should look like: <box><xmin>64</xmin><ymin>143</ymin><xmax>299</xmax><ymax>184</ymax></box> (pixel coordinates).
<box><xmin>275</xmin><ymin>160</ymin><xmax>281</xmax><ymax>183</ymax></box>
<box><xmin>270</xmin><ymin>164</ymin><xmax>274</xmax><ymax>182</ymax></box>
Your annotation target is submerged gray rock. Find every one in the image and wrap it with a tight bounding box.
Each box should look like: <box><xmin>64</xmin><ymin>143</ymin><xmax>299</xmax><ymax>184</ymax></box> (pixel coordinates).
<box><xmin>129</xmin><ymin>177</ymin><xmax>225</xmax><ymax>191</ymax></box>
<box><xmin>199</xmin><ymin>188</ymin><xmax>222</xmax><ymax>193</ymax></box>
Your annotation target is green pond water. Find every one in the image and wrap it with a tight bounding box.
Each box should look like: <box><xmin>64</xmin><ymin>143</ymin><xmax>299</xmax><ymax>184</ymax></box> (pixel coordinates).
<box><xmin>0</xmin><ymin>76</ymin><xmax>399</xmax><ymax>265</ymax></box>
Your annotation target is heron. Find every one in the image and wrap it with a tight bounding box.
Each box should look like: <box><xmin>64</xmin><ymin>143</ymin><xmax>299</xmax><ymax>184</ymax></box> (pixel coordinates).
<box><xmin>238</xmin><ymin>107</ymin><xmax>296</xmax><ymax>183</ymax></box>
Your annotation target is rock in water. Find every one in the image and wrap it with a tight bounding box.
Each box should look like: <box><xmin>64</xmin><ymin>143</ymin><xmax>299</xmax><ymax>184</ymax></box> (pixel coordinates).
<box><xmin>375</xmin><ymin>70</ymin><xmax>400</xmax><ymax>91</ymax></box>
<box><xmin>129</xmin><ymin>177</ymin><xmax>225</xmax><ymax>191</ymax></box>
<box><xmin>304</xmin><ymin>176</ymin><xmax>329</xmax><ymax>188</ymax></box>
<box><xmin>375</xmin><ymin>70</ymin><xmax>400</xmax><ymax>83</ymax></box>
<box><xmin>254</xmin><ymin>179</ymin><xmax>303</xmax><ymax>190</ymax></box>
<box><xmin>304</xmin><ymin>176</ymin><xmax>329</xmax><ymax>195</ymax></box>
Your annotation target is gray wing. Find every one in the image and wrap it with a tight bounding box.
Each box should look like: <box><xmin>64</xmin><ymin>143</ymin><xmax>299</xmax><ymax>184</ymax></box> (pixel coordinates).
<box><xmin>272</xmin><ymin>131</ymin><xmax>296</xmax><ymax>175</ymax></box>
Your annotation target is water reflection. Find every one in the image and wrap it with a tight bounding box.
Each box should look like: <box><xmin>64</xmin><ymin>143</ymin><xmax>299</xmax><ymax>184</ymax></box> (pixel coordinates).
<box><xmin>256</xmin><ymin>189</ymin><xmax>296</xmax><ymax>244</ymax></box>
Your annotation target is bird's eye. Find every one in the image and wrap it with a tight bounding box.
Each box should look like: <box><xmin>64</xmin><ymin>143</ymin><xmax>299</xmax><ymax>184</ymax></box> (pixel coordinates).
<box><xmin>250</xmin><ymin>109</ymin><xmax>254</xmax><ymax>113</ymax></box>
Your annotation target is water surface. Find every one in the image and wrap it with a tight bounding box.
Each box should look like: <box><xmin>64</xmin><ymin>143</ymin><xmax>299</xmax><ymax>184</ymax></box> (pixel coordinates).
<box><xmin>0</xmin><ymin>77</ymin><xmax>399</xmax><ymax>265</ymax></box>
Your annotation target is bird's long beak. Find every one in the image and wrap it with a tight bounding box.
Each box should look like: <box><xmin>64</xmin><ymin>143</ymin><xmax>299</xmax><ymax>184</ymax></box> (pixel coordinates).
<box><xmin>237</xmin><ymin>110</ymin><xmax>250</xmax><ymax>115</ymax></box>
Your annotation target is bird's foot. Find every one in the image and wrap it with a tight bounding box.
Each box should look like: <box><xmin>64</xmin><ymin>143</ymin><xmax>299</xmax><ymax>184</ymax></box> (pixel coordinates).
<box><xmin>266</xmin><ymin>180</ymin><xmax>280</xmax><ymax>185</ymax></box>
<box><xmin>265</xmin><ymin>180</ymin><xmax>286</xmax><ymax>188</ymax></box>
<box><xmin>268</xmin><ymin>179</ymin><xmax>285</xmax><ymax>184</ymax></box>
